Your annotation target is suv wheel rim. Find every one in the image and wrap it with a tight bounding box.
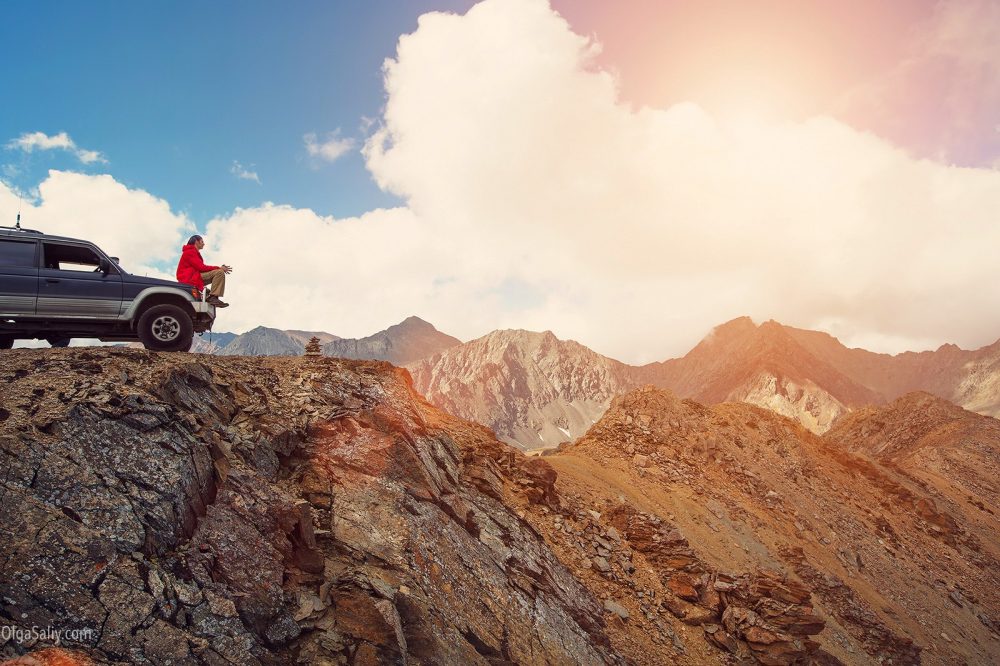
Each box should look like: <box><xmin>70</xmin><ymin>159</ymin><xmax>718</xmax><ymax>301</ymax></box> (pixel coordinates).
<box><xmin>151</xmin><ymin>315</ymin><xmax>181</xmax><ymax>342</ymax></box>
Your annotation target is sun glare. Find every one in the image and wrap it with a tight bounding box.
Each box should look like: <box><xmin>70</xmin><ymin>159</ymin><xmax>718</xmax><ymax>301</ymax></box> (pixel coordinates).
<box><xmin>697</xmin><ymin>71</ymin><xmax>796</xmax><ymax>128</ymax></box>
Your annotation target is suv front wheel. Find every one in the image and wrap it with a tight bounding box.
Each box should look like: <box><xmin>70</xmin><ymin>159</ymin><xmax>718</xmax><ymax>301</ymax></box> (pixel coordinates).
<box><xmin>137</xmin><ymin>304</ymin><xmax>194</xmax><ymax>352</ymax></box>
<box><xmin>0</xmin><ymin>336</ymin><xmax>12</xmax><ymax>350</ymax></box>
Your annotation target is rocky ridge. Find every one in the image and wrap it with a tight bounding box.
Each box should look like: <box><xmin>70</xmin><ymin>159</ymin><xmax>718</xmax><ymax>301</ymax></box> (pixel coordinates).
<box><xmin>539</xmin><ymin>387</ymin><xmax>1000</xmax><ymax>664</ymax></box>
<box><xmin>3</xmin><ymin>350</ymin><xmax>998</xmax><ymax>665</ymax></box>
<box><xmin>0</xmin><ymin>350</ymin><xmax>617</xmax><ymax>665</ymax></box>
<box><xmin>825</xmin><ymin>392</ymin><xmax>1000</xmax><ymax>555</ymax></box>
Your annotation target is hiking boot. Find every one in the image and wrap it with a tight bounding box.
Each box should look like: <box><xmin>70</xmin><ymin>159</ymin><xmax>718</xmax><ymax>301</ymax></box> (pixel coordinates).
<box><xmin>207</xmin><ymin>296</ymin><xmax>229</xmax><ymax>308</ymax></box>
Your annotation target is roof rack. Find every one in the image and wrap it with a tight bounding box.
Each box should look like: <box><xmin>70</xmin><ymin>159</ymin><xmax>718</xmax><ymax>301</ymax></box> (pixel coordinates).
<box><xmin>0</xmin><ymin>224</ymin><xmax>44</xmax><ymax>235</ymax></box>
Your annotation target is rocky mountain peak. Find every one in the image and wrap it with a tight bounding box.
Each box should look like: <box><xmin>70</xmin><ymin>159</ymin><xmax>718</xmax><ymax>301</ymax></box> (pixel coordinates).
<box><xmin>685</xmin><ymin>316</ymin><xmax>757</xmax><ymax>354</ymax></box>
<box><xmin>323</xmin><ymin>316</ymin><xmax>460</xmax><ymax>366</ymax></box>
<box><xmin>681</xmin><ymin>318</ymin><xmax>813</xmax><ymax>370</ymax></box>
<box><xmin>608</xmin><ymin>385</ymin><xmax>687</xmax><ymax>420</ymax></box>
<box><xmin>390</xmin><ymin>314</ymin><xmax>434</xmax><ymax>331</ymax></box>
<box><xmin>713</xmin><ymin>315</ymin><xmax>758</xmax><ymax>336</ymax></box>
<box><xmin>756</xmin><ymin>318</ymin><xmax>792</xmax><ymax>339</ymax></box>
<box><xmin>217</xmin><ymin>325</ymin><xmax>311</xmax><ymax>356</ymax></box>
<box><xmin>408</xmin><ymin>329</ymin><xmax>634</xmax><ymax>450</ymax></box>
<box><xmin>644</xmin><ymin>318</ymin><xmax>882</xmax><ymax>434</ymax></box>
<box><xmin>889</xmin><ymin>389</ymin><xmax>965</xmax><ymax>412</ymax></box>
<box><xmin>475</xmin><ymin>328</ymin><xmax>560</xmax><ymax>351</ymax></box>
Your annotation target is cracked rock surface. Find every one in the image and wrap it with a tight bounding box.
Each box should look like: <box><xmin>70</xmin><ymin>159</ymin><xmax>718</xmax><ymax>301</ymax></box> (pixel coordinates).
<box><xmin>0</xmin><ymin>349</ymin><xmax>616</xmax><ymax>665</ymax></box>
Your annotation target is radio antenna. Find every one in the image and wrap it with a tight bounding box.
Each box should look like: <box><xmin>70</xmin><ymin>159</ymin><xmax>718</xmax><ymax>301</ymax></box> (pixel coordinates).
<box><xmin>15</xmin><ymin>193</ymin><xmax>22</xmax><ymax>230</ymax></box>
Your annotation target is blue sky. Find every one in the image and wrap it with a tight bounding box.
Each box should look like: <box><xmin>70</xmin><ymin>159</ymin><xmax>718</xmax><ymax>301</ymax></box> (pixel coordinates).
<box><xmin>1</xmin><ymin>0</ymin><xmax>479</xmax><ymax>223</ymax></box>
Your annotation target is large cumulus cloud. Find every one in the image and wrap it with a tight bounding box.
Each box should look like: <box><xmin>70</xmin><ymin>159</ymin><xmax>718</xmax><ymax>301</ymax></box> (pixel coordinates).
<box><xmin>354</xmin><ymin>0</ymin><xmax>1000</xmax><ymax>359</ymax></box>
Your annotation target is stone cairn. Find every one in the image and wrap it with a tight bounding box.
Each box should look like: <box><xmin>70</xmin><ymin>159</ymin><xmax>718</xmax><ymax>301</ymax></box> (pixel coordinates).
<box><xmin>304</xmin><ymin>336</ymin><xmax>322</xmax><ymax>357</ymax></box>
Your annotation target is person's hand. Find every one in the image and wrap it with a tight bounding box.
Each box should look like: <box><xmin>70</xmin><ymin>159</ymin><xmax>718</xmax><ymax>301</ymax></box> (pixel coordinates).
<box><xmin>222</xmin><ymin>265</ymin><xmax>233</xmax><ymax>274</ymax></box>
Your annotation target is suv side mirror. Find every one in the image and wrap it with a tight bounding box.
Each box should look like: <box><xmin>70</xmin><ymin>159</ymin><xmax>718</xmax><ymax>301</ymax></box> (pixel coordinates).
<box><xmin>99</xmin><ymin>258</ymin><xmax>112</xmax><ymax>275</ymax></box>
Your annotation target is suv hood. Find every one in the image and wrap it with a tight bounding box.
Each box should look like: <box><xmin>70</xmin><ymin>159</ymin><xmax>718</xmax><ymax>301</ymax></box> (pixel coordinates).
<box><xmin>123</xmin><ymin>273</ymin><xmax>194</xmax><ymax>290</ymax></box>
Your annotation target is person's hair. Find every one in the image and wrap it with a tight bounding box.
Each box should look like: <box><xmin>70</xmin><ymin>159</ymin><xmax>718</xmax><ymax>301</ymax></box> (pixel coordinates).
<box><xmin>187</xmin><ymin>235</ymin><xmax>203</xmax><ymax>245</ymax></box>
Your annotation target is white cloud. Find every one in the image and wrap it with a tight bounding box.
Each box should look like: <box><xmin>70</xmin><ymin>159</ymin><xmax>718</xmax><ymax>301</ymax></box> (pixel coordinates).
<box><xmin>6</xmin><ymin>131</ymin><xmax>107</xmax><ymax>164</ymax></box>
<box><xmin>230</xmin><ymin>161</ymin><xmax>261</xmax><ymax>184</ymax></box>
<box><xmin>354</xmin><ymin>0</ymin><xmax>1000</xmax><ymax>360</ymax></box>
<box><xmin>0</xmin><ymin>170</ymin><xmax>194</xmax><ymax>276</ymax></box>
<box><xmin>304</xmin><ymin>131</ymin><xmax>354</xmax><ymax>164</ymax></box>
<box><xmin>75</xmin><ymin>149</ymin><xmax>104</xmax><ymax>165</ymax></box>
<box><xmin>9</xmin><ymin>132</ymin><xmax>75</xmax><ymax>151</ymax></box>
<box><xmin>204</xmin><ymin>203</ymin><xmax>449</xmax><ymax>337</ymax></box>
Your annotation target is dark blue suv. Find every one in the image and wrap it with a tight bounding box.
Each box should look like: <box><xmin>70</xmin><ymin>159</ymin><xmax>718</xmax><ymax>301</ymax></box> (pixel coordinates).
<box><xmin>0</xmin><ymin>225</ymin><xmax>216</xmax><ymax>351</ymax></box>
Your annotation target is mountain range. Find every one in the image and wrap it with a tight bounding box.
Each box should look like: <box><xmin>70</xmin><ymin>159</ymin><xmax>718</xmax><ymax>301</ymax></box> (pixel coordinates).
<box><xmin>215</xmin><ymin>328</ymin><xmax>340</xmax><ymax>356</ymax></box>
<box><xmin>196</xmin><ymin>314</ymin><xmax>1000</xmax><ymax>451</ymax></box>
<box><xmin>411</xmin><ymin>317</ymin><xmax>1000</xmax><ymax>449</ymax></box>
<box><xmin>192</xmin><ymin>315</ymin><xmax>459</xmax><ymax>365</ymax></box>
<box><xmin>641</xmin><ymin>317</ymin><xmax>1000</xmax><ymax>431</ymax></box>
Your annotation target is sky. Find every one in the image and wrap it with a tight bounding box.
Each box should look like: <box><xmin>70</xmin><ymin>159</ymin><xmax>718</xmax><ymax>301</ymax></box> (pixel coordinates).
<box><xmin>2</xmin><ymin>0</ymin><xmax>999</xmax><ymax>362</ymax></box>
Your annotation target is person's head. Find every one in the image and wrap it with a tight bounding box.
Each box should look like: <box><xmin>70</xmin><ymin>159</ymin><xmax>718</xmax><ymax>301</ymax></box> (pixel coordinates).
<box><xmin>187</xmin><ymin>235</ymin><xmax>205</xmax><ymax>250</ymax></box>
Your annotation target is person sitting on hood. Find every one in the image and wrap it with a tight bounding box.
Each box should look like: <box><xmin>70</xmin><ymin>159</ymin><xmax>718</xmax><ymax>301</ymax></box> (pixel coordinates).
<box><xmin>175</xmin><ymin>235</ymin><xmax>232</xmax><ymax>307</ymax></box>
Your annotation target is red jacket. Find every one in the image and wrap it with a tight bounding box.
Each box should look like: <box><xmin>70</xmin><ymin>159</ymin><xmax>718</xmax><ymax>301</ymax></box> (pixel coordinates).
<box><xmin>175</xmin><ymin>244</ymin><xmax>219</xmax><ymax>290</ymax></box>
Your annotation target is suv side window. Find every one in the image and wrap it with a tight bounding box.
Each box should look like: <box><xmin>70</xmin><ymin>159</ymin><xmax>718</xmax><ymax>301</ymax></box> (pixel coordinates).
<box><xmin>42</xmin><ymin>243</ymin><xmax>110</xmax><ymax>273</ymax></box>
<box><xmin>0</xmin><ymin>239</ymin><xmax>38</xmax><ymax>267</ymax></box>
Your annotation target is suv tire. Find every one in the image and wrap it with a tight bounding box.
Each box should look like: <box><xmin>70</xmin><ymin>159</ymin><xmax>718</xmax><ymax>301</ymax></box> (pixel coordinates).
<box><xmin>137</xmin><ymin>304</ymin><xmax>194</xmax><ymax>352</ymax></box>
<box><xmin>0</xmin><ymin>336</ymin><xmax>13</xmax><ymax>350</ymax></box>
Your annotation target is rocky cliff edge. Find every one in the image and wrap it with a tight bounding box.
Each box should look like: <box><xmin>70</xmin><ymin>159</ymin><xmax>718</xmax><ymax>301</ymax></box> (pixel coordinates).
<box><xmin>0</xmin><ymin>350</ymin><xmax>614</xmax><ymax>665</ymax></box>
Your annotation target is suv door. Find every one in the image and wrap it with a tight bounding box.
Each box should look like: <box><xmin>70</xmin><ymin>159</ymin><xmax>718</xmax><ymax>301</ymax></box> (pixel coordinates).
<box><xmin>37</xmin><ymin>242</ymin><xmax>123</xmax><ymax>318</ymax></box>
<box><xmin>0</xmin><ymin>237</ymin><xmax>40</xmax><ymax>316</ymax></box>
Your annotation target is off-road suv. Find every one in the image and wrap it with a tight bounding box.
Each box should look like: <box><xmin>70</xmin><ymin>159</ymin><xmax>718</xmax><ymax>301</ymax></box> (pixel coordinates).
<box><xmin>0</xmin><ymin>225</ymin><xmax>215</xmax><ymax>351</ymax></box>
